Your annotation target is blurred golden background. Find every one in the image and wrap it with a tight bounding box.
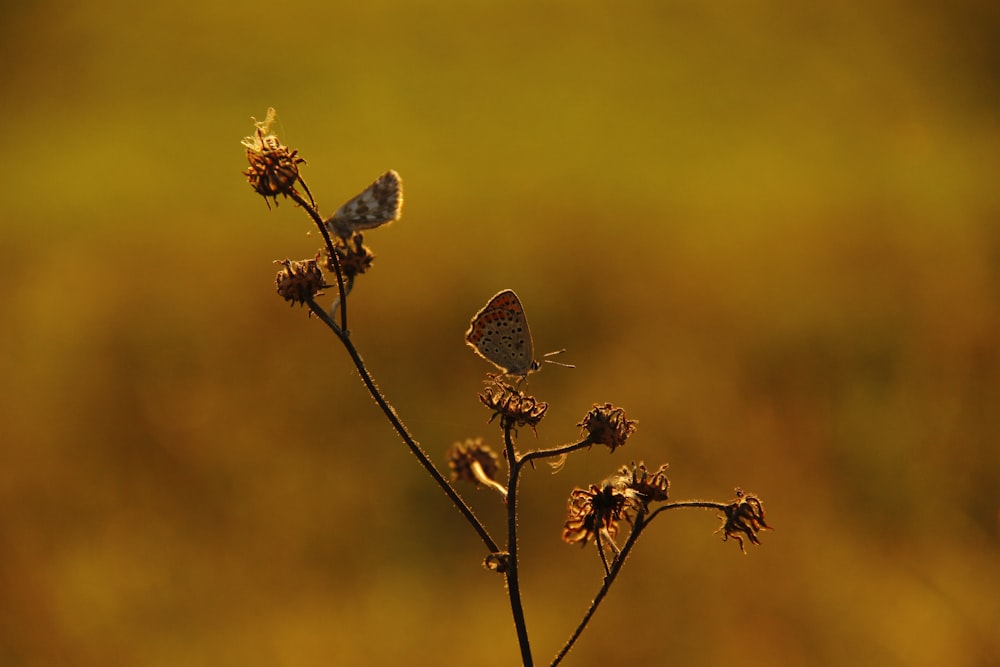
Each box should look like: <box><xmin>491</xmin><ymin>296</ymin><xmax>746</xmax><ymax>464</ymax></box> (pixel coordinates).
<box><xmin>1</xmin><ymin>1</ymin><xmax>998</xmax><ymax>665</ymax></box>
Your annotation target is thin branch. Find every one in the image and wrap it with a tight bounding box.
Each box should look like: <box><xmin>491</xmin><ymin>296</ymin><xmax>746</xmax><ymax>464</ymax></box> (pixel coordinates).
<box><xmin>504</xmin><ymin>424</ymin><xmax>534</xmax><ymax>667</ymax></box>
<box><xmin>289</xmin><ymin>190</ymin><xmax>348</xmax><ymax>330</ymax></box>
<box><xmin>550</xmin><ymin>499</ymin><xmax>729</xmax><ymax>666</ymax></box>
<box><xmin>305</xmin><ymin>298</ymin><xmax>500</xmax><ymax>555</ymax></box>
<box><xmin>594</xmin><ymin>529</ymin><xmax>612</xmax><ymax>577</ymax></box>
<box><xmin>648</xmin><ymin>500</ymin><xmax>727</xmax><ymax>521</ymax></box>
<box><xmin>518</xmin><ymin>438</ymin><xmax>594</xmax><ymax>466</ymax></box>
<box><xmin>549</xmin><ymin>513</ymin><xmax>650</xmax><ymax>667</ymax></box>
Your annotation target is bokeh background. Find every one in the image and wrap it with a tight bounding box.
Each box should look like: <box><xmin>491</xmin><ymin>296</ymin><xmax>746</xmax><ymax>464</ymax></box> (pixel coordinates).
<box><xmin>1</xmin><ymin>1</ymin><xmax>998</xmax><ymax>665</ymax></box>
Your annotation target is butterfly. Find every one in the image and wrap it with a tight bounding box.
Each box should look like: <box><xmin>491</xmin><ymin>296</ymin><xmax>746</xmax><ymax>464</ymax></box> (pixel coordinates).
<box><xmin>466</xmin><ymin>290</ymin><xmax>572</xmax><ymax>379</ymax></box>
<box><xmin>324</xmin><ymin>170</ymin><xmax>403</xmax><ymax>239</ymax></box>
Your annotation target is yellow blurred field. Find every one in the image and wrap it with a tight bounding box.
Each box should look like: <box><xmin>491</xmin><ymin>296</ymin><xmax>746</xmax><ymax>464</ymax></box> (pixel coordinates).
<box><xmin>1</xmin><ymin>1</ymin><xmax>997</xmax><ymax>665</ymax></box>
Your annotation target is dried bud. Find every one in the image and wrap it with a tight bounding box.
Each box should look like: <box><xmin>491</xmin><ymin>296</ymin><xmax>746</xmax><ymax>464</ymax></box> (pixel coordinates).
<box><xmin>484</xmin><ymin>551</ymin><xmax>510</xmax><ymax>574</ymax></box>
<box><xmin>242</xmin><ymin>108</ymin><xmax>314</xmax><ymax>209</ymax></box>
<box><xmin>275</xmin><ymin>257</ymin><xmax>325</xmax><ymax>306</ymax></box>
<box><xmin>718</xmin><ymin>488</ymin><xmax>771</xmax><ymax>553</ymax></box>
<box><xmin>447</xmin><ymin>438</ymin><xmax>502</xmax><ymax>488</ymax></box>
<box><xmin>616</xmin><ymin>461</ymin><xmax>670</xmax><ymax>514</ymax></box>
<box><xmin>324</xmin><ymin>233</ymin><xmax>375</xmax><ymax>280</ymax></box>
<box><xmin>478</xmin><ymin>376</ymin><xmax>548</xmax><ymax>431</ymax></box>
<box><xmin>562</xmin><ymin>483</ymin><xmax>629</xmax><ymax>547</ymax></box>
<box><xmin>578</xmin><ymin>403</ymin><xmax>637</xmax><ymax>452</ymax></box>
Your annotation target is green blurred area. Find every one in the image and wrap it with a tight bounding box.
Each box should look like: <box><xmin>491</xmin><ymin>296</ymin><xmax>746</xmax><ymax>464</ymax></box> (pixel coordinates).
<box><xmin>1</xmin><ymin>0</ymin><xmax>998</xmax><ymax>665</ymax></box>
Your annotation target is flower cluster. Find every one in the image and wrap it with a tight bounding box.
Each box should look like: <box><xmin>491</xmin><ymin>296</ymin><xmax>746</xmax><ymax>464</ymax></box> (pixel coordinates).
<box><xmin>243</xmin><ymin>110</ymin><xmax>406</xmax><ymax>316</ymax></box>
<box><xmin>562</xmin><ymin>461</ymin><xmax>671</xmax><ymax>546</ymax></box>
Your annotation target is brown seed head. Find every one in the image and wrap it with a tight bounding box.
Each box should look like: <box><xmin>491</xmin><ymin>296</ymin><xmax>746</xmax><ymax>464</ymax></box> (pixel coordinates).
<box><xmin>325</xmin><ymin>233</ymin><xmax>375</xmax><ymax>280</ymax></box>
<box><xmin>242</xmin><ymin>109</ymin><xmax>313</xmax><ymax>208</ymax></box>
<box><xmin>447</xmin><ymin>438</ymin><xmax>502</xmax><ymax>487</ymax></box>
<box><xmin>718</xmin><ymin>488</ymin><xmax>771</xmax><ymax>553</ymax></box>
<box><xmin>578</xmin><ymin>403</ymin><xmax>637</xmax><ymax>452</ymax></box>
<box><xmin>562</xmin><ymin>483</ymin><xmax>629</xmax><ymax>546</ymax></box>
<box><xmin>615</xmin><ymin>461</ymin><xmax>670</xmax><ymax>513</ymax></box>
<box><xmin>275</xmin><ymin>257</ymin><xmax>326</xmax><ymax>306</ymax></box>
<box><xmin>478</xmin><ymin>376</ymin><xmax>548</xmax><ymax>431</ymax></box>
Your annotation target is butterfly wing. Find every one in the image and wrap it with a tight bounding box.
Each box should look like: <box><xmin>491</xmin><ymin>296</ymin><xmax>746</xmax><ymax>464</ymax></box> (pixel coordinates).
<box><xmin>465</xmin><ymin>290</ymin><xmax>536</xmax><ymax>376</ymax></box>
<box><xmin>325</xmin><ymin>170</ymin><xmax>403</xmax><ymax>238</ymax></box>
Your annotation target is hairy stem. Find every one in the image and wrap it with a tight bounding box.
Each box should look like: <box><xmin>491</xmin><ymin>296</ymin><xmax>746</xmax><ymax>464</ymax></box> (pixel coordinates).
<box><xmin>549</xmin><ymin>513</ymin><xmax>648</xmax><ymax>667</ymax></box>
<box><xmin>649</xmin><ymin>500</ymin><xmax>727</xmax><ymax>520</ymax></box>
<box><xmin>289</xmin><ymin>190</ymin><xmax>348</xmax><ymax>330</ymax></box>
<box><xmin>550</xmin><ymin>500</ymin><xmax>728</xmax><ymax>666</ymax></box>
<box><xmin>305</xmin><ymin>298</ymin><xmax>500</xmax><ymax>555</ymax></box>
<box><xmin>504</xmin><ymin>424</ymin><xmax>533</xmax><ymax>667</ymax></box>
<box><xmin>518</xmin><ymin>438</ymin><xmax>594</xmax><ymax>466</ymax></box>
<box><xmin>594</xmin><ymin>529</ymin><xmax>611</xmax><ymax>577</ymax></box>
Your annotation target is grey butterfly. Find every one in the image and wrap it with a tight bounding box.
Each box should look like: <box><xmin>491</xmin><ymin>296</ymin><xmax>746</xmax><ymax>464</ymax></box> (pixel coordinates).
<box><xmin>324</xmin><ymin>170</ymin><xmax>403</xmax><ymax>239</ymax></box>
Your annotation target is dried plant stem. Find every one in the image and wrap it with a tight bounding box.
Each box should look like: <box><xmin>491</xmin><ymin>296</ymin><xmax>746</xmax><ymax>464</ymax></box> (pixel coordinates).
<box><xmin>289</xmin><ymin>190</ymin><xmax>349</xmax><ymax>330</ymax></box>
<box><xmin>470</xmin><ymin>460</ymin><xmax>509</xmax><ymax>498</ymax></box>
<box><xmin>305</xmin><ymin>297</ymin><xmax>501</xmax><ymax>556</ymax></box>
<box><xmin>650</xmin><ymin>500</ymin><xmax>728</xmax><ymax>517</ymax></box>
<box><xmin>550</xmin><ymin>500</ymin><xmax>728</xmax><ymax>666</ymax></box>
<box><xmin>519</xmin><ymin>438</ymin><xmax>594</xmax><ymax>466</ymax></box>
<box><xmin>594</xmin><ymin>530</ymin><xmax>612</xmax><ymax>577</ymax></box>
<box><xmin>549</xmin><ymin>513</ymin><xmax>647</xmax><ymax>666</ymax></box>
<box><xmin>505</xmin><ymin>437</ymin><xmax>632</xmax><ymax>666</ymax></box>
<box><xmin>504</xmin><ymin>424</ymin><xmax>534</xmax><ymax>667</ymax></box>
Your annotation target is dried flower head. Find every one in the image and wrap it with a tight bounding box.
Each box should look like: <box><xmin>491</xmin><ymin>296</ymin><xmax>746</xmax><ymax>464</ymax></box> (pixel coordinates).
<box><xmin>562</xmin><ymin>483</ymin><xmax>630</xmax><ymax>547</ymax></box>
<box><xmin>479</xmin><ymin>376</ymin><xmax>549</xmax><ymax>431</ymax></box>
<box><xmin>484</xmin><ymin>551</ymin><xmax>511</xmax><ymax>574</ymax></box>
<box><xmin>275</xmin><ymin>257</ymin><xmax>325</xmax><ymax>306</ymax></box>
<box><xmin>324</xmin><ymin>233</ymin><xmax>375</xmax><ymax>280</ymax></box>
<box><xmin>616</xmin><ymin>461</ymin><xmax>670</xmax><ymax>514</ymax></box>
<box><xmin>242</xmin><ymin>108</ymin><xmax>314</xmax><ymax>209</ymax></box>
<box><xmin>718</xmin><ymin>488</ymin><xmax>771</xmax><ymax>553</ymax></box>
<box><xmin>448</xmin><ymin>438</ymin><xmax>502</xmax><ymax>487</ymax></box>
<box><xmin>578</xmin><ymin>403</ymin><xmax>637</xmax><ymax>452</ymax></box>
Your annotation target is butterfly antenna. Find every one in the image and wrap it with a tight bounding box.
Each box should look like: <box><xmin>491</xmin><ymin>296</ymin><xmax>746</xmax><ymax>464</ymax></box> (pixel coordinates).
<box><xmin>542</xmin><ymin>349</ymin><xmax>575</xmax><ymax>369</ymax></box>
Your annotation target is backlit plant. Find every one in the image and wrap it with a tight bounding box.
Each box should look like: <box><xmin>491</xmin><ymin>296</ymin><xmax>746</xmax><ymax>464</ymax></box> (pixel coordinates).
<box><xmin>242</xmin><ymin>108</ymin><xmax>770</xmax><ymax>666</ymax></box>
